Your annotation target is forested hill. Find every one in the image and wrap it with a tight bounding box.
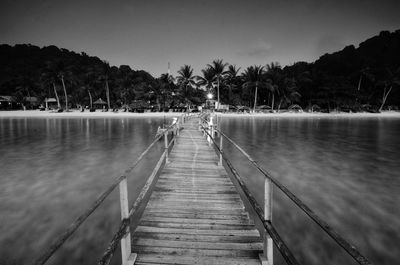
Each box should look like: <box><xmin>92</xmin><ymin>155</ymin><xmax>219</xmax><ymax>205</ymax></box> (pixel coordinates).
<box><xmin>0</xmin><ymin>44</ymin><xmax>155</xmax><ymax>108</ymax></box>
<box><xmin>0</xmin><ymin>29</ymin><xmax>399</xmax><ymax>111</ymax></box>
<box><xmin>285</xmin><ymin>29</ymin><xmax>400</xmax><ymax>110</ymax></box>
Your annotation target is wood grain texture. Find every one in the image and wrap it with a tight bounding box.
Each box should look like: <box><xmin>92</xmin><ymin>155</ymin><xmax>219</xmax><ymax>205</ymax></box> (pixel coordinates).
<box><xmin>132</xmin><ymin>117</ymin><xmax>263</xmax><ymax>265</ymax></box>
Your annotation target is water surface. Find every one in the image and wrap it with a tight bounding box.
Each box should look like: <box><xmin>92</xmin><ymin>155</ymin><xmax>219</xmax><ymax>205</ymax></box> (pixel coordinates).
<box><xmin>0</xmin><ymin>117</ymin><xmax>166</xmax><ymax>265</ymax></box>
<box><xmin>220</xmin><ymin>116</ymin><xmax>400</xmax><ymax>265</ymax></box>
<box><xmin>0</xmin><ymin>116</ymin><xmax>399</xmax><ymax>265</ymax></box>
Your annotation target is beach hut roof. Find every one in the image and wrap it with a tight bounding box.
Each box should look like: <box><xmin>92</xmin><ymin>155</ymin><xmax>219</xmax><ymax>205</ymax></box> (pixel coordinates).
<box><xmin>0</xmin><ymin>95</ymin><xmax>15</xmax><ymax>102</ymax></box>
<box><xmin>237</xmin><ymin>105</ymin><xmax>251</xmax><ymax>110</ymax></box>
<box><xmin>45</xmin><ymin>98</ymin><xmax>57</xmax><ymax>103</ymax></box>
<box><xmin>94</xmin><ymin>98</ymin><xmax>107</xmax><ymax>105</ymax></box>
<box><xmin>24</xmin><ymin>96</ymin><xmax>38</xmax><ymax>103</ymax></box>
<box><xmin>288</xmin><ymin>104</ymin><xmax>303</xmax><ymax>110</ymax></box>
<box><xmin>256</xmin><ymin>105</ymin><xmax>271</xmax><ymax>109</ymax></box>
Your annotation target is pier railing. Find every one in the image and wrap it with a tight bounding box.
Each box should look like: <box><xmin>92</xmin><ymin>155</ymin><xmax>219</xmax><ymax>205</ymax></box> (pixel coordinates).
<box><xmin>30</xmin><ymin>113</ymin><xmax>189</xmax><ymax>265</ymax></box>
<box><xmin>198</xmin><ymin>113</ymin><xmax>372</xmax><ymax>265</ymax></box>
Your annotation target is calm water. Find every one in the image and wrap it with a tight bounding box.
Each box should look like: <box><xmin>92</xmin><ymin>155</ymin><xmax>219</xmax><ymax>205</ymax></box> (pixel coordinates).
<box><xmin>220</xmin><ymin>116</ymin><xmax>400</xmax><ymax>265</ymax></box>
<box><xmin>0</xmin><ymin>116</ymin><xmax>399</xmax><ymax>265</ymax></box>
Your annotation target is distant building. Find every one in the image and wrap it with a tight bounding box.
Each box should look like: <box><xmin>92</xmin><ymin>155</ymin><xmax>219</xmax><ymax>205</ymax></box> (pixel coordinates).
<box><xmin>45</xmin><ymin>98</ymin><xmax>58</xmax><ymax>110</ymax></box>
<box><xmin>23</xmin><ymin>97</ymin><xmax>40</xmax><ymax>109</ymax></box>
<box><xmin>0</xmin><ymin>95</ymin><xmax>16</xmax><ymax>110</ymax></box>
<box><xmin>93</xmin><ymin>98</ymin><xmax>107</xmax><ymax>109</ymax></box>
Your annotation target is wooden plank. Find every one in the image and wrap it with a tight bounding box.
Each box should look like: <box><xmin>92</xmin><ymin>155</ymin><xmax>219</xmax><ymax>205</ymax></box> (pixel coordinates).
<box><xmin>138</xmin><ymin>222</ymin><xmax>255</xmax><ymax>230</ymax></box>
<box><xmin>149</xmin><ymin>197</ymin><xmax>242</xmax><ymax>204</ymax></box>
<box><xmin>156</xmin><ymin>181</ymin><xmax>234</xmax><ymax>187</ymax></box>
<box><xmin>153</xmin><ymin>187</ymin><xmax>238</xmax><ymax>194</ymax></box>
<box><xmin>140</xmin><ymin>216</ymin><xmax>252</xmax><ymax>225</ymax></box>
<box><xmin>135</xmin><ymin>255</ymin><xmax>261</xmax><ymax>265</ymax></box>
<box><xmin>142</xmin><ymin>208</ymin><xmax>247</xmax><ymax>215</ymax></box>
<box><xmin>159</xmin><ymin>173</ymin><xmax>226</xmax><ymax>178</ymax></box>
<box><xmin>141</xmin><ymin>212</ymin><xmax>250</xmax><ymax>221</ymax></box>
<box><xmin>134</xmin><ymin>226</ymin><xmax>261</xmax><ymax>236</ymax></box>
<box><xmin>132</xmin><ymin>245</ymin><xmax>261</xmax><ymax>258</ymax></box>
<box><xmin>132</xmin><ymin>238</ymin><xmax>263</xmax><ymax>251</ymax></box>
<box><xmin>157</xmin><ymin>178</ymin><xmax>232</xmax><ymax>184</ymax></box>
<box><xmin>150</xmin><ymin>191</ymin><xmax>240</xmax><ymax>197</ymax></box>
<box><xmin>146</xmin><ymin>200</ymin><xmax>243</xmax><ymax>208</ymax></box>
<box><xmin>133</xmin><ymin>232</ymin><xmax>261</xmax><ymax>243</ymax></box>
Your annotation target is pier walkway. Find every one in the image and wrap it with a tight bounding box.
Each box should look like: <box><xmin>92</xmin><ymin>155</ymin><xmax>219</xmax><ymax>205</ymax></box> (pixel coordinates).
<box><xmin>31</xmin><ymin>113</ymin><xmax>373</xmax><ymax>265</ymax></box>
<box><xmin>132</xmin><ymin>118</ymin><xmax>263</xmax><ymax>264</ymax></box>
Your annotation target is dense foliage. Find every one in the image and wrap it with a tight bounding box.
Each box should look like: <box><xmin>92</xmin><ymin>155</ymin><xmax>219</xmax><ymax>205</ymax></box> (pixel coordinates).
<box><xmin>1</xmin><ymin>30</ymin><xmax>399</xmax><ymax>111</ymax></box>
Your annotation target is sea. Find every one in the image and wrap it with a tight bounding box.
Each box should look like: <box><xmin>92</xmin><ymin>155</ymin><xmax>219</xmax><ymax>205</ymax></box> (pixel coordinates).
<box><xmin>0</xmin><ymin>115</ymin><xmax>399</xmax><ymax>265</ymax></box>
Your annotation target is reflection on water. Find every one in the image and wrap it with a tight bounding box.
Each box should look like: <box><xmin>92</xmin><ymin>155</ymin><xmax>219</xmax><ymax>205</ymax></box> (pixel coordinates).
<box><xmin>0</xmin><ymin>117</ymin><xmax>167</xmax><ymax>265</ymax></box>
<box><xmin>220</xmin><ymin>116</ymin><xmax>400</xmax><ymax>265</ymax></box>
<box><xmin>1</xmin><ymin>116</ymin><xmax>399</xmax><ymax>265</ymax></box>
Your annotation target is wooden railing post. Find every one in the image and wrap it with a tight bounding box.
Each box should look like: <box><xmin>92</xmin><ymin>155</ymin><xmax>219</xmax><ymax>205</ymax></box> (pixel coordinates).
<box><xmin>218</xmin><ymin>135</ymin><xmax>223</xmax><ymax>166</ymax></box>
<box><xmin>260</xmin><ymin>178</ymin><xmax>273</xmax><ymax>265</ymax></box>
<box><xmin>164</xmin><ymin>131</ymin><xmax>169</xmax><ymax>163</ymax></box>
<box><xmin>119</xmin><ymin>176</ymin><xmax>136</xmax><ymax>265</ymax></box>
<box><xmin>207</xmin><ymin>116</ymin><xmax>214</xmax><ymax>146</ymax></box>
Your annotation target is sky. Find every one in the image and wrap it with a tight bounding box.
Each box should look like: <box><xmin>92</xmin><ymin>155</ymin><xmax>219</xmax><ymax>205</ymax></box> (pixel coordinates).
<box><xmin>0</xmin><ymin>0</ymin><xmax>399</xmax><ymax>77</ymax></box>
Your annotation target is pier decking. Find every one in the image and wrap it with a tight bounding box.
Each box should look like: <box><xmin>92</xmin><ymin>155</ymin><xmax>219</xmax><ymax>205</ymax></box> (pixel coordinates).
<box><xmin>132</xmin><ymin>118</ymin><xmax>263</xmax><ymax>264</ymax></box>
<box><xmin>31</xmin><ymin>114</ymin><xmax>373</xmax><ymax>265</ymax></box>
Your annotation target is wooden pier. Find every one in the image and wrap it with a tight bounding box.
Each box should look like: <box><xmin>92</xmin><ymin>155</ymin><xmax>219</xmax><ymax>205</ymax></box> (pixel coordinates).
<box><xmin>31</xmin><ymin>113</ymin><xmax>372</xmax><ymax>265</ymax></box>
<box><xmin>131</xmin><ymin>118</ymin><xmax>263</xmax><ymax>264</ymax></box>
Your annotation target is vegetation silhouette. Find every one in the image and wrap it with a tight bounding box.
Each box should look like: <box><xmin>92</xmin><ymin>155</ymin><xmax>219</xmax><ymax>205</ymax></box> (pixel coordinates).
<box><xmin>0</xmin><ymin>30</ymin><xmax>399</xmax><ymax>111</ymax></box>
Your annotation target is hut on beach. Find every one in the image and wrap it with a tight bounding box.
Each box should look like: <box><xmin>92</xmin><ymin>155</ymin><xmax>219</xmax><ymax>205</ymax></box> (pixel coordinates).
<box><xmin>45</xmin><ymin>98</ymin><xmax>58</xmax><ymax>110</ymax></box>
<box><xmin>93</xmin><ymin>98</ymin><xmax>107</xmax><ymax>109</ymax></box>
<box><xmin>0</xmin><ymin>95</ymin><xmax>16</xmax><ymax>110</ymax></box>
<box><xmin>288</xmin><ymin>104</ymin><xmax>303</xmax><ymax>112</ymax></box>
<box><xmin>23</xmin><ymin>97</ymin><xmax>40</xmax><ymax>109</ymax></box>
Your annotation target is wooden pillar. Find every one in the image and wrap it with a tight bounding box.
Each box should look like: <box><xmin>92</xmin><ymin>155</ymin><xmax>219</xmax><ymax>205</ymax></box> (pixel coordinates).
<box><xmin>260</xmin><ymin>178</ymin><xmax>273</xmax><ymax>265</ymax></box>
<box><xmin>119</xmin><ymin>176</ymin><xmax>135</xmax><ymax>265</ymax></box>
<box><xmin>215</xmin><ymin>114</ymin><xmax>219</xmax><ymax>137</ymax></box>
<box><xmin>176</xmin><ymin>120</ymin><xmax>180</xmax><ymax>136</ymax></box>
<box><xmin>207</xmin><ymin>117</ymin><xmax>213</xmax><ymax>146</ymax></box>
<box><xmin>218</xmin><ymin>136</ymin><xmax>223</xmax><ymax>166</ymax></box>
<box><xmin>164</xmin><ymin>131</ymin><xmax>169</xmax><ymax>163</ymax></box>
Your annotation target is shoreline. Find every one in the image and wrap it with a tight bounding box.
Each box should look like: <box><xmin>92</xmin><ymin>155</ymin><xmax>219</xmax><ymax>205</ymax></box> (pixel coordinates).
<box><xmin>0</xmin><ymin>110</ymin><xmax>399</xmax><ymax>118</ymax></box>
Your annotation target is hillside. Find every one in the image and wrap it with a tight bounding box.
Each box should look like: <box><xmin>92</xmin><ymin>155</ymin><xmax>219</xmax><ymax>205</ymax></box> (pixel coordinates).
<box><xmin>0</xmin><ymin>29</ymin><xmax>399</xmax><ymax>111</ymax></box>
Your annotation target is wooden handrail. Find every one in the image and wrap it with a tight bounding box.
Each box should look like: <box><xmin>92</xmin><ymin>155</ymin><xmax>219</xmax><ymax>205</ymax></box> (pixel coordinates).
<box><xmin>31</xmin><ymin>175</ymin><xmax>125</xmax><ymax>265</ymax></box>
<box><xmin>200</xmin><ymin>122</ymin><xmax>299</xmax><ymax>265</ymax></box>
<box><xmin>31</xmin><ymin>114</ymin><xmax>184</xmax><ymax>265</ymax></box>
<box><xmin>98</xmin><ymin>151</ymin><xmax>167</xmax><ymax>265</ymax></box>
<box><xmin>98</xmin><ymin>117</ymin><xmax>186</xmax><ymax>264</ymax></box>
<box><xmin>199</xmin><ymin>114</ymin><xmax>373</xmax><ymax>265</ymax></box>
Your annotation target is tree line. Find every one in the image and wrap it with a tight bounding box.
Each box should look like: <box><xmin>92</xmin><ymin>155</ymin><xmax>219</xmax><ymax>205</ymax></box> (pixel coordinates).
<box><xmin>0</xmin><ymin>30</ymin><xmax>399</xmax><ymax>112</ymax></box>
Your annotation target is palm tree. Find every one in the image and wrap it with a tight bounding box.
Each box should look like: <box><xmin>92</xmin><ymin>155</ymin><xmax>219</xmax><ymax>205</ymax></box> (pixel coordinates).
<box><xmin>378</xmin><ymin>67</ymin><xmax>400</xmax><ymax>112</ymax></box>
<box><xmin>41</xmin><ymin>62</ymin><xmax>61</xmax><ymax>109</ymax></box>
<box><xmin>49</xmin><ymin>60</ymin><xmax>72</xmax><ymax>111</ymax></box>
<box><xmin>207</xmin><ymin>59</ymin><xmax>228</xmax><ymax>109</ymax></box>
<box><xmin>225</xmin><ymin>65</ymin><xmax>241</xmax><ymax>105</ymax></box>
<box><xmin>196</xmin><ymin>67</ymin><xmax>215</xmax><ymax>93</ymax></box>
<box><xmin>156</xmin><ymin>73</ymin><xmax>175</xmax><ymax>110</ymax></box>
<box><xmin>99</xmin><ymin>62</ymin><xmax>112</xmax><ymax>110</ymax></box>
<box><xmin>177</xmin><ymin>65</ymin><xmax>196</xmax><ymax>105</ymax></box>
<box><xmin>81</xmin><ymin>69</ymin><xmax>98</xmax><ymax>109</ymax></box>
<box><xmin>242</xmin><ymin>65</ymin><xmax>267</xmax><ymax>112</ymax></box>
<box><xmin>277</xmin><ymin>77</ymin><xmax>301</xmax><ymax>111</ymax></box>
<box><xmin>265</xmin><ymin>62</ymin><xmax>283</xmax><ymax>111</ymax></box>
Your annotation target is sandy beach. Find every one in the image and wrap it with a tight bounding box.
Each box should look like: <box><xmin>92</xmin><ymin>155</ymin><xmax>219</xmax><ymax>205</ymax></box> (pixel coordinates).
<box><xmin>0</xmin><ymin>109</ymin><xmax>400</xmax><ymax>118</ymax></box>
